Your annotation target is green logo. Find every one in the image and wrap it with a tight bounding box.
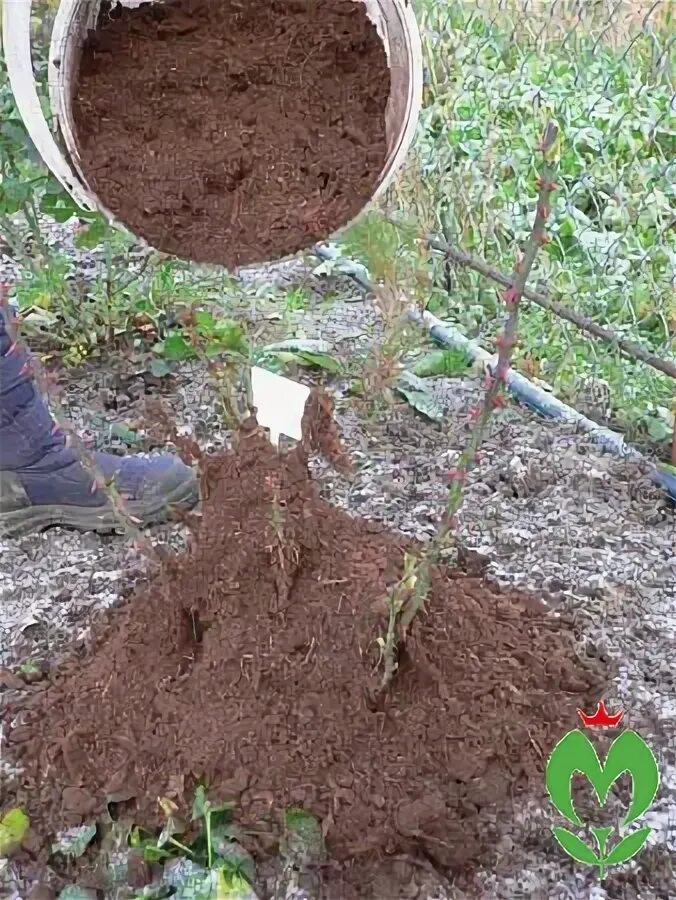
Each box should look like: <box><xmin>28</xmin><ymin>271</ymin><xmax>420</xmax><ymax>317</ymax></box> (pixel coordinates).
<box><xmin>545</xmin><ymin>729</ymin><xmax>660</xmax><ymax>877</ymax></box>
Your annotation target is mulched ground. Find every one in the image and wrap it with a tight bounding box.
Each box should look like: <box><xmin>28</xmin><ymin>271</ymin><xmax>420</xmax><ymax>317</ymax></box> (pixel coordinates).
<box><xmin>72</xmin><ymin>0</ymin><xmax>390</xmax><ymax>266</ymax></box>
<box><xmin>3</xmin><ymin>395</ymin><xmax>606</xmax><ymax>897</ymax></box>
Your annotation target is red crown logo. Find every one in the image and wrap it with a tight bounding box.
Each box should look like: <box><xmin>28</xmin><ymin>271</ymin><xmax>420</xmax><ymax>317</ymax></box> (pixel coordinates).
<box><xmin>577</xmin><ymin>700</ymin><xmax>624</xmax><ymax>728</ymax></box>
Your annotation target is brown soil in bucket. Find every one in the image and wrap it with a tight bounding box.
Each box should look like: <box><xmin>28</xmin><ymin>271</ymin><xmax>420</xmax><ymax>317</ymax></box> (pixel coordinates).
<box><xmin>4</xmin><ymin>400</ymin><xmax>605</xmax><ymax>897</ymax></box>
<box><xmin>71</xmin><ymin>0</ymin><xmax>391</xmax><ymax>267</ymax></box>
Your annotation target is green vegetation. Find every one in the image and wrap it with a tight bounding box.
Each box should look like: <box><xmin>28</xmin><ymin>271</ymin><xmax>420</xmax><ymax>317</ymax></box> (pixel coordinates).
<box><xmin>2</xmin><ymin>790</ymin><xmax>325</xmax><ymax>899</ymax></box>
<box><xmin>345</xmin><ymin>0</ymin><xmax>675</xmax><ymax>444</ymax></box>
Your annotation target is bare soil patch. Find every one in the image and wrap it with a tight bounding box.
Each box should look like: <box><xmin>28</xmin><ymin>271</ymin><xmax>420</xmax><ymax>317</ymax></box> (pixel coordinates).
<box><xmin>3</xmin><ymin>404</ymin><xmax>605</xmax><ymax>896</ymax></box>
<box><xmin>72</xmin><ymin>0</ymin><xmax>390</xmax><ymax>267</ymax></box>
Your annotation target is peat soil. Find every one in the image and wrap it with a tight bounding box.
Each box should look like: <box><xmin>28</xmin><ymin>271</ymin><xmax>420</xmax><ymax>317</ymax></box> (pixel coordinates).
<box><xmin>73</xmin><ymin>0</ymin><xmax>390</xmax><ymax>267</ymax></box>
<box><xmin>3</xmin><ymin>399</ymin><xmax>605</xmax><ymax>897</ymax></box>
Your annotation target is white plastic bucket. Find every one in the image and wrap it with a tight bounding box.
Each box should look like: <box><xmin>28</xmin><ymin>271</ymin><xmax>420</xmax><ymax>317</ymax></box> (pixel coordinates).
<box><xmin>2</xmin><ymin>0</ymin><xmax>423</xmax><ymax>265</ymax></box>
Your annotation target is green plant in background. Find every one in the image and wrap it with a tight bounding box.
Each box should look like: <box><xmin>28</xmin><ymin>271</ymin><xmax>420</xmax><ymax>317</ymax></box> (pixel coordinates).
<box><xmin>343</xmin><ymin>210</ymin><xmax>417</xmax><ymax>285</ymax></box>
<box><xmin>342</xmin><ymin>0</ymin><xmax>675</xmax><ymax>448</ymax></box>
<box><xmin>152</xmin><ymin>308</ymin><xmax>251</xmax><ymax>371</ymax></box>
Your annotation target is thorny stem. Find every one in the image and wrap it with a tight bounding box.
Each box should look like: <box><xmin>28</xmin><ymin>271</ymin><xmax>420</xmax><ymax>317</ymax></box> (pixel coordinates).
<box><xmin>380</xmin><ymin>122</ymin><xmax>560</xmax><ymax>692</ymax></box>
<box><xmin>379</xmin><ymin>551</ymin><xmax>417</xmax><ymax>691</ymax></box>
<box><xmin>0</xmin><ymin>283</ymin><xmax>163</xmax><ymax>564</ymax></box>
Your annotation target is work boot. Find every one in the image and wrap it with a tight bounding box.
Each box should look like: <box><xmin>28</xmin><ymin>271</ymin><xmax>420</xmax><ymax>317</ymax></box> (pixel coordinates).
<box><xmin>0</xmin><ymin>308</ymin><xmax>198</xmax><ymax>539</ymax></box>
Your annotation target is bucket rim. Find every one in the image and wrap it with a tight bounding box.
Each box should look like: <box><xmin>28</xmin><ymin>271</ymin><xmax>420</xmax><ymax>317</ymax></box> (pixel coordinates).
<box><xmin>47</xmin><ymin>0</ymin><xmax>424</xmax><ymax>269</ymax></box>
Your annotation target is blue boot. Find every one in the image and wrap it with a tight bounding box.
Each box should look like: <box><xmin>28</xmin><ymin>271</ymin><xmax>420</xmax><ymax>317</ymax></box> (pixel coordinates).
<box><xmin>0</xmin><ymin>308</ymin><xmax>198</xmax><ymax>538</ymax></box>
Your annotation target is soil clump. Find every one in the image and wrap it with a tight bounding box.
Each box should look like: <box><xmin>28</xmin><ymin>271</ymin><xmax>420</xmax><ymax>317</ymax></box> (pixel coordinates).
<box><xmin>4</xmin><ymin>406</ymin><xmax>605</xmax><ymax>896</ymax></box>
<box><xmin>72</xmin><ymin>0</ymin><xmax>390</xmax><ymax>267</ymax></box>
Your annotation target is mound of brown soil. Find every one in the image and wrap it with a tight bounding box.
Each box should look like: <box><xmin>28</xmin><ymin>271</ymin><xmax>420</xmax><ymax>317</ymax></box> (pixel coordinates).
<box><xmin>5</xmin><ymin>411</ymin><xmax>604</xmax><ymax>896</ymax></box>
<box><xmin>72</xmin><ymin>0</ymin><xmax>390</xmax><ymax>267</ymax></box>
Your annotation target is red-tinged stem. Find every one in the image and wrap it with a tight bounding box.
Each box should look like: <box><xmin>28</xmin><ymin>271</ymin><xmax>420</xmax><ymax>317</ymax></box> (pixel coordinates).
<box><xmin>385</xmin><ymin>123</ymin><xmax>560</xmax><ymax>677</ymax></box>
